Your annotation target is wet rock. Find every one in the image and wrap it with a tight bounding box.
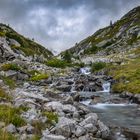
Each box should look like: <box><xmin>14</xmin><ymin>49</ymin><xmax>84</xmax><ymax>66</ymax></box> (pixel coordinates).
<box><xmin>98</xmin><ymin>120</ymin><xmax>110</xmax><ymax>139</ymax></box>
<box><xmin>133</xmin><ymin>94</ymin><xmax>140</xmax><ymax>104</ymax></box>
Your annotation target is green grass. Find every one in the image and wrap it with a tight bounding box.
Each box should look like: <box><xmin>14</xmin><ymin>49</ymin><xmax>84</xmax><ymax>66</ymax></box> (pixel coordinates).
<box><xmin>46</xmin><ymin>58</ymin><xmax>68</xmax><ymax>68</ymax></box>
<box><xmin>108</xmin><ymin>58</ymin><xmax>140</xmax><ymax>93</ymax></box>
<box><xmin>1</xmin><ymin>63</ymin><xmax>20</xmax><ymax>71</ymax></box>
<box><xmin>43</xmin><ymin>111</ymin><xmax>58</xmax><ymax>125</ymax></box>
<box><xmin>0</xmin><ymin>31</ymin><xmax>5</xmax><ymax>37</ymax></box>
<box><xmin>0</xmin><ymin>129</ymin><xmax>17</xmax><ymax>140</ymax></box>
<box><xmin>0</xmin><ymin>87</ymin><xmax>12</xmax><ymax>101</ymax></box>
<box><xmin>91</xmin><ymin>62</ymin><xmax>106</xmax><ymax>72</ymax></box>
<box><xmin>0</xmin><ymin>105</ymin><xmax>26</xmax><ymax>127</ymax></box>
<box><xmin>5</xmin><ymin>30</ymin><xmax>52</xmax><ymax>58</ymax></box>
<box><xmin>30</xmin><ymin>74</ymin><xmax>49</xmax><ymax>81</ymax></box>
<box><xmin>2</xmin><ymin>76</ymin><xmax>16</xmax><ymax>89</ymax></box>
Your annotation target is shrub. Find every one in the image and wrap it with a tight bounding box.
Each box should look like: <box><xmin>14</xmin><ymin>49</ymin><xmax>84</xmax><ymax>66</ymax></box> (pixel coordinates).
<box><xmin>2</xmin><ymin>76</ymin><xmax>16</xmax><ymax>89</ymax></box>
<box><xmin>46</xmin><ymin>58</ymin><xmax>67</xmax><ymax>68</ymax></box>
<box><xmin>0</xmin><ymin>87</ymin><xmax>12</xmax><ymax>101</ymax></box>
<box><xmin>0</xmin><ymin>32</ymin><xmax>5</xmax><ymax>37</ymax></box>
<box><xmin>27</xmin><ymin>70</ymin><xmax>40</xmax><ymax>76</ymax></box>
<box><xmin>62</xmin><ymin>51</ymin><xmax>72</xmax><ymax>63</ymax></box>
<box><xmin>0</xmin><ymin>129</ymin><xmax>16</xmax><ymax>140</ymax></box>
<box><xmin>1</xmin><ymin>63</ymin><xmax>20</xmax><ymax>71</ymax></box>
<box><xmin>30</xmin><ymin>74</ymin><xmax>49</xmax><ymax>81</ymax></box>
<box><xmin>0</xmin><ymin>105</ymin><xmax>26</xmax><ymax>127</ymax></box>
<box><xmin>43</xmin><ymin>111</ymin><xmax>58</xmax><ymax>125</ymax></box>
<box><xmin>84</xmin><ymin>45</ymin><xmax>99</xmax><ymax>54</ymax></box>
<box><xmin>91</xmin><ymin>62</ymin><xmax>106</xmax><ymax>72</ymax></box>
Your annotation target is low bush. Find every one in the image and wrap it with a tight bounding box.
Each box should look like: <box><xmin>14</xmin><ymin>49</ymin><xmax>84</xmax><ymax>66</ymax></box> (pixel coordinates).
<box><xmin>46</xmin><ymin>58</ymin><xmax>67</xmax><ymax>68</ymax></box>
<box><xmin>91</xmin><ymin>62</ymin><xmax>106</xmax><ymax>72</ymax></box>
<box><xmin>0</xmin><ymin>87</ymin><xmax>12</xmax><ymax>101</ymax></box>
<box><xmin>1</xmin><ymin>63</ymin><xmax>20</xmax><ymax>71</ymax></box>
<box><xmin>0</xmin><ymin>31</ymin><xmax>5</xmax><ymax>37</ymax></box>
<box><xmin>0</xmin><ymin>129</ymin><xmax>16</xmax><ymax>140</ymax></box>
<box><xmin>2</xmin><ymin>76</ymin><xmax>16</xmax><ymax>89</ymax></box>
<box><xmin>30</xmin><ymin>74</ymin><xmax>49</xmax><ymax>81</ymax></box>
<box><xmin>0</xmin><ymin>105</ymin><xmax>26</xmax><ymax>127</ymax></box>
<box><xmin>43</xmin><ymin>111</ymin><xmax>58</xmax><ymax>125</ymax></box>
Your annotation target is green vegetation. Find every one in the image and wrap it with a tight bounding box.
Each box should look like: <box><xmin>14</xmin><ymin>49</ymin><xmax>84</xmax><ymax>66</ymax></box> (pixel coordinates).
<box><xmin>31</xmin><ymin>135</ymin><xmax>41</xmax><ymax>140</ymax></box>
<box><xmin>30</xmin><ymin>74</ymin><xmax>49</xmax><ymax>81</ymax></box>
<box><xmin>91</xmin><ymin>62</ymin><xmax>106</xmax><ymax>72</ymax></box>
<box><xmin>0</xmin><ymin>87</ymin><xmax>12</xmax><ymax>101</ymax></box>
<box><xmin>46</xmin><ymin>58</ymin><xmax>68</xmax><ymax>68</ymax></box>
<box><xmin>1</xmin><ymin>63</ymin><xmax>20</xmax><ymax>71</ymax></box>
<box><xmin>62</xmin><ymin>51</ymin><xmax>72</xmax><ymax>63</ymax></box>
<box><xmin>109</xmin><ymin>58</ymin><xmax>140</xmax><ymax>93</ymax></box>
<box><xmin>0</xmin><ymin>31</ymin><xmax>5</xmax><ymax>37</ymax></box>
<box><xmin>0</xmin><ymin>129</ymin><xmax>16</xmax><ymax>140</ymax></box>
<box><xmin>0</xmin><ymin>105</ymin><xmax>26</xmax><ymax>127</ymax></box>
<box><xmin>2</xmin><ymin>76</ymin><xmax>16</xmax><ymax>89</ymax></box>
<box><xmin>27</xmin><ymin>70</ymin><xmax>40</xmax><ymax>76</ymax></box>
<box><xmin>43</xmin><ymin>111</ymin><xmax>58</xmax><ymax>125</ymax></box>
<box><xmin>6</xmin><ymin>31</ymin><xmax>52</xmax><ymax>57</ymax></box>
<box><xmin>0</xmin><ymin>23</ymin><xmax>53</xmax><ymax>58</ymax></box>
<box><xmin>84</xmin><ymin>44</ymin><xmax>99</xmax><ymax>55</ymax></box>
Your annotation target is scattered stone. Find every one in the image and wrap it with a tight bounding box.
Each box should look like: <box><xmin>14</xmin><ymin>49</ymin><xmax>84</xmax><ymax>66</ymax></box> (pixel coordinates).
<box><xmin>41</xmin><ymin>134</ymin><xmax>66</xmax><ymax>140</ymax></box>
<box><xmin>5</xmin><ymin>124</ymin><xmax>16</xmax><ymax>133</ymax></box>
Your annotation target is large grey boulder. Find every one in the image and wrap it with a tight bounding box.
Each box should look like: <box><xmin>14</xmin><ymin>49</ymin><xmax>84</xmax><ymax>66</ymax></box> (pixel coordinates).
<box><xmin>51</xmin><ymin>117</ymin><xmax>77</xmax><ymax>137</ymax></box>
<box><xmin>45</xmin><ymin>101</ymin><xmax>77</xmax><ymax>114</ymax></box>
<box><xmin>80</xmin><ymin>113</ymin><xmax>98</xmax><ymax>126</ymax></box>
<box><xmin>83</xmin><ymin>123</ymin><xmax>97</xmax><ymax>133</ymax></box>
<box><xmin>98</xmin><ymin>120</ymin><xmax>110</xmax><ymax>138</ymax></box>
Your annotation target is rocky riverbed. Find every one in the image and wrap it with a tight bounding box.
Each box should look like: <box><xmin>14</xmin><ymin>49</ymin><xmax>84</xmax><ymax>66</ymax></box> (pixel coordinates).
<box><xmin>0</xmin><ymin>60</ymin><xmax>140</xmax><ymax>140</ymax></box>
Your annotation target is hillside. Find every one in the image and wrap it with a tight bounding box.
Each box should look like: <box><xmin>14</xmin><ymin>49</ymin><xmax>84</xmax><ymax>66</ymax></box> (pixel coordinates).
<box><xmin>60</xmin><ymin>6</ymin><xmax>140</xmax><ymax>94</ymax></box>
<box><xmin>61</xmin><ymin>6</ymin><xmax>140</xmax><ymax>64</ymax></box>
<box><xmin>0</xmin><ymin>23</ymin><xmax>53</xmax><ymax>62</ymax></box>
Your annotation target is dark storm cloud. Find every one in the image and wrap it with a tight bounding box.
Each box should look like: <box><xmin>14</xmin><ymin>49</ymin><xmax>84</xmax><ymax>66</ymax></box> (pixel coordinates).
<box><xmin>0</xmin><ymin>0</ymin><xmax>140</xmax><ymax>54</ymax></box>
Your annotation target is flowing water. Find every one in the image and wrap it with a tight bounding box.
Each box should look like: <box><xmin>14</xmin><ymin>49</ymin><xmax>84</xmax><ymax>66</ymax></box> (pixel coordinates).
<box><xmin>80</xmin><ymin>83</ymin><xmax>140</xmax><ymax>134</ymax></box>
<box><xmin>80</xmin><ymin>67</ymin><xmax>91</xmax><ymax>75</ymax></box>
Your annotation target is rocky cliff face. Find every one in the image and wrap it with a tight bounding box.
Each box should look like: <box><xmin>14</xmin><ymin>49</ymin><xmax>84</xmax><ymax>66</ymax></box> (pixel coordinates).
<box><xmin>62</xmin><ymin>6</ymin><xmax>140</xmax><ymax>64</ymax></box>
<box><xmin>0</xmin><ymin>23</ymin><xmax>53</xmax><ymax>63</ymax></box>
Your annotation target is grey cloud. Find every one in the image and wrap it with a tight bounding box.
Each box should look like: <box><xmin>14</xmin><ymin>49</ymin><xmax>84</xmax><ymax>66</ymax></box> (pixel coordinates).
<box><xmin>0</xmin><ymin>0</ymin><xmax>140</xmax><ymax>54</ymax></box>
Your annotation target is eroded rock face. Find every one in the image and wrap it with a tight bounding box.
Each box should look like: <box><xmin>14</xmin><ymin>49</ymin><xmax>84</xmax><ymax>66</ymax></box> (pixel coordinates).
<box><xmin>0</xmin><ymin>43</ymin><xmax>15</xmax><ymax>62</ymax></box>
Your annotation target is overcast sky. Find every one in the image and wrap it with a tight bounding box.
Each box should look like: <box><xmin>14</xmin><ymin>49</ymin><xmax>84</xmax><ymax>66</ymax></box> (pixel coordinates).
<box><xmin>0</xmin><ymin>0</ymin><xmax>140</xmax><ymax>54</ymax></box>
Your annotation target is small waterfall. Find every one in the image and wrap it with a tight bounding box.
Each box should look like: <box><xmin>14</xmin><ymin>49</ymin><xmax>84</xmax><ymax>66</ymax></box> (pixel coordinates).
<box><xmin>71</xmin><ymin>78</ymin><xmax>76</xmax><ymax>93</ymax></box>
<box><xmin>80</xmin><ymin>67</ymin><xmax>91</xmax><ymax>75</ymax></box>
<box><xmin>102</xmin><ymin>82</ymin><xmax>111</xmax><ymax>93</ymax></box>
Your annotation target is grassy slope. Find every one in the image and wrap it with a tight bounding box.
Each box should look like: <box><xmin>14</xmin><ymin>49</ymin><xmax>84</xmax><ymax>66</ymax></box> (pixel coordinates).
<box><xmin>106</xmin><ymin>44</ymin><xmax>140</xmax><ymax>94</ymax></box>
<box><xmin>0</xmin><ymin>23</ymin><xmax>53</xmax><ymax>58</ymax></box>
